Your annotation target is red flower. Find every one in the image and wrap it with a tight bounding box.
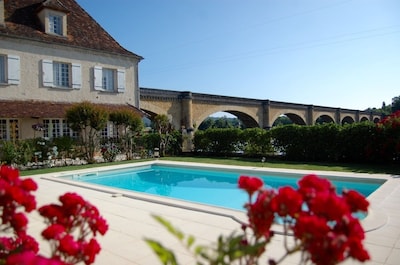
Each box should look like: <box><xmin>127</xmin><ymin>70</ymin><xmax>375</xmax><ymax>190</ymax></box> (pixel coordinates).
<box><xmin>59</xmin><ymin>192</ymin><xmax>85</xmax><ymax>216</ymax></box>
<box><xmin>82</xmin><ymin>239</ymin><xmax>101</xmax><ymax>265</ymax></box>
<box><xmin>238</xmin><ymin>176</ymin><xmax>264</xmax><ymax>196</ymax></box>
<box><xmin>42</xmin><ymin>224</ymin><xmax>66</xmax><ymax>240</ymax></box>
<box><xmin>308</xmin><ymin>192</ymin><xmax>350</xmax><ymax>221</ymax></box>
<box><xmin>293</xmin><ymin>214</ymin><xmax>330</xmax><ymax>240</ymax></box>
<box><xmin>348</xmin><ymin>239</ymin><xmax>370</xmax><ymax>262</ymax></box>
<box><xmin>11</xmin><ymin>212</ymin><xmax>28</xmax><ymax>232</ymax></box>
<box><xmin>248</xmin><ymin>189</ymin><xmax>275</xmax><ymax>238</ymax></box>
<box><xmin>270</xmin><ymin>186</ymin><xmax>302</xmax><ymax>217</ymax></box>
<box><xmin>298</xmin><ymin>174</ymin><xmax>335</xmax><ymax>200</ymax></box>
<box><xmin>6</xmin><ymin>251</ymin><xmax>65</xmax><ymax>265</ymax></box>
<box><xmin>342</xmin><ymin>190</ymin><xmax>369</xmax><ymax>213</ymax></box>
<box><xmin>58</xmin><ymin>235</ymin><xmax>80</xmax><ymax>256</ymax></box>
<box><xmin>38</xmin><ymin>204</ymin><xmax>65</xmax><ymax>225</ymax></box>
<box><xmin>21</xmin><ymin>178</ymin><xmax>38</xmax><ymax>192</ymax></box>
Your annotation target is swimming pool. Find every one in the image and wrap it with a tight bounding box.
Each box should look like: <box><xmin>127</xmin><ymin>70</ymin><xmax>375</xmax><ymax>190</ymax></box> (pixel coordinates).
<box><xmin>59</xmin><ymin>162</ymin><xmax>385</xmax><ymax>212</ymax></box>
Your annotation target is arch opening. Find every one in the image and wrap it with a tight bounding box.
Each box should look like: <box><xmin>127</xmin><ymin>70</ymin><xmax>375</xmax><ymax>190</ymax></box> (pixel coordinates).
<box><xmin>198</xmin><ymin>111</ymin><xmax>258</xmax><ymax>130</ymax></box>
<box><xmin>316</xmin><ymin>115</ymin><xmax>335</xmax><ymax>124</ymax></box>
<box><xmin>272</xmin><ymin>113</ymin><xmax>305</xmax><ymax>126</ymax></box>
<box><xmin>341</xmin><ymin>116</ymin><xmax>354</xmax><ymax>125</ymax></box>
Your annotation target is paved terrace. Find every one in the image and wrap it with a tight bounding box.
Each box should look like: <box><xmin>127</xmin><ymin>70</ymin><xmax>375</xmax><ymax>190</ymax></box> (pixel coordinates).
<box><xmin>25</xmin><ymin>161</ymin><xmax>400</xmax><ymax>265</ymax></box>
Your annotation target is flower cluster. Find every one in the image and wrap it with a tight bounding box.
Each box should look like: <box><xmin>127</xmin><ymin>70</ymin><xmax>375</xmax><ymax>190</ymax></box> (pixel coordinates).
<box><xmin>376</xmin><ymin>110</ymin><xmax>400</xmax><ymax>161</ymax></box>
<box><xmin>239</xmin><ymin>174</ymin><xmax>370</xmax><ymax>265</ymax></box>
<box><xmin>379</xmin><ymin>110</ymin><xmax>400</xmax><ymax>129</ymax></box>
<box><xmin>147</xmin><ymin>174</ymin><xmax>370</xmax><ymax>265</ymax></box>
<box><xmin>0</xmin><ymin>165</ymin><xmax>108</xmax><ymax>265</ymax></box>
<box><xmin>100</xmin><ymin>142</ymin><xmax>120</xmax><ymax>162</ymax></box>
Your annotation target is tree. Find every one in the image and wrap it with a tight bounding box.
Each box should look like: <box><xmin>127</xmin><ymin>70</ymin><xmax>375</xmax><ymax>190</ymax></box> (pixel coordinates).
<box><xmin>153</xmin><ymin>114</ymin><xmax>173</xmax><ymax>156</ymax></box>
<box><xmin>392</xmin><ymin>96</ymin><xmax>400</xmax><ymax>113</ymax></box>
<box><xmin>65</xmin><ymin>102</ymin><xmax>108</xmax><ymax>163</ymax></box>
<box><xmin>109</xmin><ymin>109</ymin><xmax>143</xmax><ymax>159</ymax></box>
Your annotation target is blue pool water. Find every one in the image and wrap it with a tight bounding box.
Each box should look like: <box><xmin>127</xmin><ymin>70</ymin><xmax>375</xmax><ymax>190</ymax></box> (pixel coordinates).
<box><xmin>64</xmin><ymin>164</ymin><xmax>384</xmax><ymax>211</ymax></box>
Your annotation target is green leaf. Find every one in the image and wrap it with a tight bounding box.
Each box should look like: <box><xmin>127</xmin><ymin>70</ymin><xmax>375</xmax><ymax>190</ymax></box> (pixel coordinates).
<box><xmin>152</xmin><ymin>215</ymin><xmax>184</xmax><ymax>241</ymax></box>
<box><xmin>144</xmin><ymin>238</ymin><xmax>178</xmax><ymax>265</ymax></box>
<box><xmin>186</xmin><ymin>235</ymin><xmax>195</xmax><ymax>248</ymax></box>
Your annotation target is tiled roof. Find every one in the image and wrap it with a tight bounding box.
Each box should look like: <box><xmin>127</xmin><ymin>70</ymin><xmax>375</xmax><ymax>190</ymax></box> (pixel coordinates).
<box><xmin>0</xmin><ymin>100</ymin><xmax>145</xmax><ymax>118</ymax></box>
<box><xmin>1</xmin><ymin>0</ymin><xmax>143</xmax><ymax>59</ymax></box>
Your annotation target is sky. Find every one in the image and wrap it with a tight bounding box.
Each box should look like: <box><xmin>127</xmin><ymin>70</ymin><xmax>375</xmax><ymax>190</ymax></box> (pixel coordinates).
<box><xmin>77</xmin><ymin>0</ymin><xmax>400</xmax><ymax>112</ymax></box>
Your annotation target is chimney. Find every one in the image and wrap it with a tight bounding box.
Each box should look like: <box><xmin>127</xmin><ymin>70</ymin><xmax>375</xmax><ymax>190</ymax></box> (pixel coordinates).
<box><xmin>0</xmin><ymin>0</ymin><xmax>5</xmax><ymax>27</ymax></box>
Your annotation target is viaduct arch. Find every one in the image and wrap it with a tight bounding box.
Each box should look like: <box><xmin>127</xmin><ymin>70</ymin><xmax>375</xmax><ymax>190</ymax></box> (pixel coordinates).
<box><xmin>140</xmin><ymin>88</ymin><xmax>381</xmax><ymax>131</ymax></box>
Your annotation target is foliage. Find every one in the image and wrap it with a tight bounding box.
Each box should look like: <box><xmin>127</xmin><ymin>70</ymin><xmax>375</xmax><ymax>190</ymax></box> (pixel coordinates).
<box><xmin>65</xmin><ymin>102</ymin><xmax>109</xmax><ymax>163</ymax></box>
<box><xmin>271</xmin><ymin>124</ymin><xmax>341</xmax><ymax>161</ymax></box>
<box><xmin>100</xmin><ymin>140</ymin><xmax>120</xmax><ymax>162</ymax></box>
<box><xmin>52</xmin><ymin>136</ymin><xmax>78</xmax><ymax>158</ymax></box>
<box><xmin>0</xmin><ymin>140</ymin><xmax>18</xmax><ymax>164</ymax></box>
<box><xmin>137</xmin><ymin>130</ymin><xmax>182</xmax><ymax>157</ymax></box>
<box><xmin>152</xmin><ymin>114</ymin><xmax>178</xmax><ymax>156</ymax></box>
<box><xmin>0</xmin><ymin>165</ymin><xmax>108</xmax><ymax>264</ymax></box>
<box><xmin>391</xmin><ymin>95</ymin><xmax>400</xmax><ymax>113</ymax></box>
<box><xmin>198</xmin><ymin>116</ymin><xmax>244</xmax><ymax>130</ymax></box>
<box><xmin>338</xmin><ymin>122</ymin><xmax>378</xmax><ymax>162</ymax></box>
<box><xmin>194</xmin><ymin>128</ymin><xmax>242</xmax><ymax>155</ymax></box>
<box><xmin>374</xmin><ymin>110</ymin><xmax>400</xmax><ymax>162</ymax></box>
<box><xmin>109</xmin><ymin>109</ymin><xmax>143</xmax><ymax>159</ymax></box>
<box><xmin>240</xmin><ymin>128</ymin><xmax>273</xmax><ymax>156</ymax></box>
<box><xmin>146</xmin><ymin>174</ymin><xmax>370</xmax><ymax>265</ymax></box>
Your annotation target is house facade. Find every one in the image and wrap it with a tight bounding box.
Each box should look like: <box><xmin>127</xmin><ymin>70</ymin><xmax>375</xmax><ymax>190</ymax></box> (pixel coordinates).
<box><xmin>0</xmin><ymin>0</ymin><xmax>143</xmax><ymax>141</ymax></box>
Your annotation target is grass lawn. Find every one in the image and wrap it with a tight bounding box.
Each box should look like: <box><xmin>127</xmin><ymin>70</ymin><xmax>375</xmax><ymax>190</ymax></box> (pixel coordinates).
<box><xmin>19</xmin><ymin>156</ymin><xmax>400</xmax><ymax>176</ymax></box>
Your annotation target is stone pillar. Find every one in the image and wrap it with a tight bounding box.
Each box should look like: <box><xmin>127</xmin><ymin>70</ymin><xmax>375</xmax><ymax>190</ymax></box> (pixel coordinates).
<box><xmin>307</xmin><ymin>105</ymin><xmax>314</xmax><ymax>125</ymax></box>
<box><xmin>262</xmin><ymin>100</ymin><xmax>271</xmax><ymax>129</ymax></box>
<box><xmin>180</xmin><ymin>91</ymin><xmax>193</xmax><ymax>130</ymax></box>
<box><xmin>335</xmin><ymin>108</ymin><xmax>341</xmax><ymax>124</ymax></box>
<box><xmin>180</xmin><ymin>91</ymin><xmax>193</xmax><ymax>152</ymax></box>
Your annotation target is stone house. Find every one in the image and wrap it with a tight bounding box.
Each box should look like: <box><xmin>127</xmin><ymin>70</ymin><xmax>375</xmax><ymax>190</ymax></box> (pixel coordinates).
<box><xmin>0</xmin><ymin>0</ymin><xmax>143</xmax><ymax>141</ymax></box>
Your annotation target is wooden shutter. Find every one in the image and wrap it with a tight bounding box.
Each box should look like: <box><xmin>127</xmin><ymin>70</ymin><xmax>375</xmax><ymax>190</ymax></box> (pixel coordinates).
<box><xmin>71</xmin><ymin>63</ymin><xmax>81</xmax><ymax>89</ymax></box>
<box><xmin>7</xmin><ymin>55</ymin><xmax>20</xmax><ymax>85</ymax></box>
<box><xmin>93</xmin><ymin>66</ymin><xmax>103</xmax><ymax>90</ymax></box>
<box><xmin>117</xmin><ymin>69</ymin><xmax>125</xmax><ymax>92</ymax></box>
<box><xmin>42</xmin><ymin>59</ymin><xmax>54</xmax><ymax>87</ymax></box>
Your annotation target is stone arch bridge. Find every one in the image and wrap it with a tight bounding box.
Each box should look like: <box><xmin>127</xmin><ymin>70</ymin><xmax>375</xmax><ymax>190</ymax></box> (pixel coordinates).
<box><xmin>140</xmin><ymin>87</ymin><xmax>381</xmax><ymax>131</ymax></box>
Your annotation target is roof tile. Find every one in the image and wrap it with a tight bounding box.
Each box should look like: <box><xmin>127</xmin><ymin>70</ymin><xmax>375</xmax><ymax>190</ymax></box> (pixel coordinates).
<box><xmin>0</xmin><ymin>100</ymin><xmax>145</xmax><ymax>118</ymax></box>
<box><xmin>1</xmin><ymin>0</ymin><xmax>143</xmax><ymax>59</ymax></box>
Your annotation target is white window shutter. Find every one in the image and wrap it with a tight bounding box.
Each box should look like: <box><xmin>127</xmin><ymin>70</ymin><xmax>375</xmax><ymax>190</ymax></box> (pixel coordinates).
<box><xmin>42</xmin><ymin>59</ymin><xmax>54</xmax><ymax>87</ymax></box>
<box><xmin>7</xmin><ymin>55</ymin><xmax>20</xmax><ymax>85</ymax></box>
<box><xmin>117</xmin><ymin>69</ymin><xmax>125</xmax><ymax>92</ymax></box>
<box><xmin>93</xmin><ymin>66</ymin><xmax>103</xmax><ymax>90</ymax></box>
<box><xmin>71</xmin><ymin>63</ymin><xmax>81</xmax><ymax>89</ymax></box>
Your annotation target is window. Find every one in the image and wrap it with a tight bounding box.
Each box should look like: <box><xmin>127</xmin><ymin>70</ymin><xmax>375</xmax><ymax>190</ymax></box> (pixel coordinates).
<box><xmin>94</xmin><ymin>66</ymin><xmax>125</xmax><ymax>92</ymax></box>
<box><xmin>49</xmin><ymin>15</ymin><xmax>62</xmax><ymax>35</ymax></box>
<box><xmin>42</xmin><ymin>60</ymin><xmax>81</xmax><ymax>89</ymax></box>
<box><xmin>43</xmin><ymin>119</ymin><xmax>78</xmax><ymax>139</ymax></box>
<box><xmin>0</xmin><ymin>120</ymin><xmax>6</xmax><ymax>140</ymax></box>
<box><xmin>0</xmin><ymin>56</ymin><xmax>5</xmax><ymax>83</ymax></box>
<box><xmin>0</xmin><ymin>54</ymin><xmax>20</xmax><ymax>85</ymax></box>
<box><xmin>38</xmin><ymin>8</ymin><xmax>67</xmax><ymax>37</ymax></box>
<box><xmin>53</xmin><ymin>62</ymin><xmax>70</xmax><ymax>87</ymax></box>
<box><xmin>101</xmin><ymin>122</ymin><xmax>116</xmax><ymax>138</ymax></box>
<box><xmin>62</xmin><ymin>120</ymin><xmax>79</xmax><ymax>138</ymax></box>
<box><xmin>102</xmin><ymin>68</ymin><xmax>114</xmax><ymax>91</ymax></box>
<box><xmin>0</xmin><ymin>119</ymin><xmax>19</xmax><ymax>141</ymax></box>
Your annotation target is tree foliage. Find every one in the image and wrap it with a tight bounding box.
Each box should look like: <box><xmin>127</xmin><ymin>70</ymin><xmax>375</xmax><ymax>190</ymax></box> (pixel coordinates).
<box><xmin>109</xmin><ymin>109</ymin><xmax>143</xmax><ymax>159</ymax></box>
<box><xmin>65</xmin><ymin>101</ymin><xmax>108</xmax><ymax>163</ymax></box>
